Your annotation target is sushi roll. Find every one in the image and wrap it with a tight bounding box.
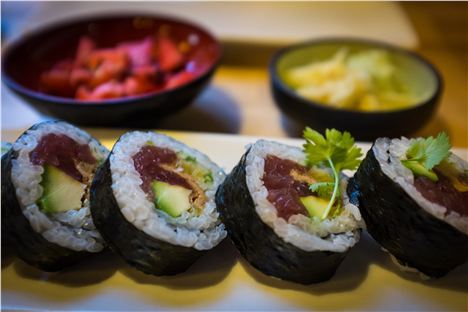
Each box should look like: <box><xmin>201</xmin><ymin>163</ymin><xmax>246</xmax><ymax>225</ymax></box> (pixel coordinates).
<box><xmin>347</xmin><ymin>134</ymin><xmax>468</xmax><ymax>278</ymax></box>
<box><xmin>90</xmin><ymin>131</ymin><xmax>226</xmax><ymax>275</ymax></box>
<box><xmin>1</xmin><ymin>142</ymin><xmax>13</xmax><ymax>246</ymax></box>
<box><xmin>1</xmin><ymin>121</ymin><xmax>109</xmax><ymax>271</ymax></box>
<box><xmin>1</xmin><ymin>142</ymin><xmax>12</xmax><ymax>156</ymax></box>
<box><xmin>216</xmin><ymin>129</ymin><xmax>363</xmax><ymax>284</ymax></box>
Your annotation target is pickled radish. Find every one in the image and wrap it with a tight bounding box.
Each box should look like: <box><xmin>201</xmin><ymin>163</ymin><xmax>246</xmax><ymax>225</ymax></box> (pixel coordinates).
<box><xmin>39</xmin><ymin>35</ymin><xmax>197</xmax><ymax>101</ymax></box>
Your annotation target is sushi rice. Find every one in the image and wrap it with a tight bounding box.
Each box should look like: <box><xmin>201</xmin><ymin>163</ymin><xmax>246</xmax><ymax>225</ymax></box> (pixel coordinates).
<box><xmin>245</xmin><ymin>140</ymin><xmax>363</xmax><ymax>253</ymax></box>
<box><xmin>373</xmin><ymin>137</ymin><xmax>468</xmax><ymax>235</ymax></box>
<box><xmin>348</xmin><ymin>135</ymin><xmax>468</xmax><ymax>278</ymax></box>
<box><xmin>216</xmin><ymin>139</ymin><xmax>364</xmax><ymax>284</ymax></box>
<box><xmin>109</xmin><ymin>131</ymin><xmax>227</xmax><ymax>250</ymax></box>
<box><xmin>10</xmin><ymin>122</ymin><xmax>108</xmax><ymax>252</ymax></box>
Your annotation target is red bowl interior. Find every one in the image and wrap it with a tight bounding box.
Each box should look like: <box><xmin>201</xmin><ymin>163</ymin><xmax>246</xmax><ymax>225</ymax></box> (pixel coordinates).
<box><xmin>3</xmin><ymin>14</ymin><xmax>221</xmax><ymax>103</ymax></box>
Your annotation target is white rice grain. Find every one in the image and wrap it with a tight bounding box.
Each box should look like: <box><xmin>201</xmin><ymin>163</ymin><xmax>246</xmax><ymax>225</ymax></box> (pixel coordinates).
<box><xmin>10</xmin><ymin>122</ymin><xmax>108</xmax><ymax>252</ymax></box>
<box><xmin>110</xmin><ymin>131</ymin><xmax>226</xmax><ymax>251</ymax></box>
<box><xmin>374</xmin><ymin>137</ymin><xmax>468</xmax><ymax>235</ymax></box>
<box><xmin>245</xmin><ymin>140</ymin><xmax>363</xmax><ymax>253</ymax></box>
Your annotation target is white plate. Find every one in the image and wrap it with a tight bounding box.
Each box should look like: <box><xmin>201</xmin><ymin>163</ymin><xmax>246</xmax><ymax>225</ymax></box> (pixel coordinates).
<box><xmin>2</xmin><ymin>131</ymin><xmax>467</xmax><ymax>311</ymax></box>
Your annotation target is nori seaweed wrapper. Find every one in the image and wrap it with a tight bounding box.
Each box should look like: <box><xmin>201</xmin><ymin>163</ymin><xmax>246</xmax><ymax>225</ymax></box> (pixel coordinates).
<box><xmin>90</xmin><ymin>157</ymin><xmax>204</xmax><ymax>276</ymax></box>
<box><xmin>347</xmin><ymin>147</ymin><xmax>468</xmax><ymax>278</ymax></box>
<box><xmin>215</xmin><ymin>151</ymin><xmax>350</xmax><ymax>285</ymax></box>
<box><xmin>2</xmin><ymin>149</ymin><xmax>88</xmax><ymax>272</ymax></box>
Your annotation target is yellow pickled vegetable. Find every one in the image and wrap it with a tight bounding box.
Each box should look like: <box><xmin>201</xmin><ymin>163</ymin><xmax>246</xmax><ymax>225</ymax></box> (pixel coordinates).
<box><xmin>285</xmin><ymin>49</ymin><xmax>418</xmax><ymax>111</ymax></box>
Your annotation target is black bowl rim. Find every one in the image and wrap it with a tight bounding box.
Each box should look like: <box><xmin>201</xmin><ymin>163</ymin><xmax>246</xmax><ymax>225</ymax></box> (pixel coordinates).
<box><xmin>1</xmin><ymin>12</ymin><xmax>222</xmax><ymax>107</ymax></box>
<box><xmin>269</xmin><ymin>37</ymin><xmax>443</xmax><ymax>116</ymax></box>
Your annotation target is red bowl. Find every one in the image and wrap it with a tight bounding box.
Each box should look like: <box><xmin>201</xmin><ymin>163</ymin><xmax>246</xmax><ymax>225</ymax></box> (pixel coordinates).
<box><xmin>2</xmin><ymin>14</ymin><xmax>221</xmax><ymax>126</ymax></box>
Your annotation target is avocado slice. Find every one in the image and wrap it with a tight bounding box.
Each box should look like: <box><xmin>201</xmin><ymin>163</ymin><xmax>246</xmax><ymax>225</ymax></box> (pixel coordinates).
<box><xmin>38</xmin><ymin>165</ymin><xmax>86</xmax><ymax>213</ymax></box>
<box><xmin>436</xmin><ymin>160</ymin><xmax>468</xmax><ymax>192</ymax></box>
<box><xmin>151</xmin><ymin>181</ymin><xmax>192</xmax><ymax>218</ymax></box>
<box><xmin>300</xmin><ymin>195</ymin><xmax>329</xmax><ymax>219</ymax></box>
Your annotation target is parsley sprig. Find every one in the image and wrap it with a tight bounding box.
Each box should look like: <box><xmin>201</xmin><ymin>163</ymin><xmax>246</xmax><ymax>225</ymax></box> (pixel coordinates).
<box><xmin>401</xmin><ymin>132</ymin><xmax>451</xmax><ymax>182</ymax></box>
<box><xmin>303</xmin><ymin>128</ymin><xmax>362</xmax><ymax>220</ymax></box>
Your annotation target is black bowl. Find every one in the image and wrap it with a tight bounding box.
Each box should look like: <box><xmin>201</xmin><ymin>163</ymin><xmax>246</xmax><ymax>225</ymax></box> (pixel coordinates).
<box><xmin>269</xmin><ymin>38</ymin><xmax>442</xmax><ymax>140</ymax></box>
<box><xmin>2</xmin><ymin>14</ymin><xmax>221</xmax><ymax>127</ymax></box>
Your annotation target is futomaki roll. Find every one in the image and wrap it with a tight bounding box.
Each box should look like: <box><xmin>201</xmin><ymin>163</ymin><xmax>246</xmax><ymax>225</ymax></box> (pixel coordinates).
<box><xmin>216</xmin><ymin>129</ymin><xmax>364</xmax><ymax>284</ymax></box>
<box><xmin>347</xmin><ymin>133</ymin><xmax>468</xmax><ymax>278</ymax></box>
<box><xmin>90</xmin><ymin>131</ymin><xmax>226</xmax><ymax>276</ymax></box>
<box><xmin>2</xmin><ymin>142</ymin><xmax>13</xmax><ymax>246</ymax></box>
<box><xmin>1</xmin><ymin>142</ymin><xmax>12</xmax><ymax>156</ymax></box>
<box><xmin>1</xmin><ymin>121</ymin><xmax>109</xmax><ymax>271</ymax></box>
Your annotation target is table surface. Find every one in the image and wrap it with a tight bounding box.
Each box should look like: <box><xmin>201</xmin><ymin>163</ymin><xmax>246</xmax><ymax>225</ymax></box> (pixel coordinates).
<box><xmin>399</xmin><ymin>2</ymin><xmax>467</xmax><ymax>148</ymax></box>
<box><xmin>1</xmin><ymin>2</ymin><xmax>467</xmax><ymax>147</ymax></box>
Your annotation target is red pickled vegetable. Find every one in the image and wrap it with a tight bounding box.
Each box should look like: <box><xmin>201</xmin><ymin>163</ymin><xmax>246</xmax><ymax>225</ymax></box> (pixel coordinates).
<box><xmin>166</xmin><ymin>71</ymin><xmax>195</xmax><ymax>89</ymax></box>
<box><xmin>156</xmin><ymin>37</ymin><xmax>184</xmax><ymax>72</ymax></box>
<box><xmin>87</xmin><ymin>81</ymin><xmax>126</xmax><ymax>100</ymax></box>
<box><xmin>124</xmin><ymin>76</ymin><xmax>158</xmax><ymax>96</ymax></box>
<box><xmin>39</xmin><ymin>34</ymin><xmax>196</xmax><ymax>101</ymax></box>
<box><xmin>75</xmin><ymin>36</ymin><xmax>95</xmax><ymax>67</ymax></box>
<box><xmin>75</xmin><ymin>86</ymin><xmax>92</xmax><ymax>100</ymax></box>
<box><xmin>118</xmin><ymin>37</ymin><xmax>153</xmax><ymax>67</ymax></box>
<box><xmin>40</xmin><ymin>62</ymin><xmax>74</xmax><ymax>97</ymax></box>
<box><xmin>70</xmin><ymin>68</ymin><xmax>92</xmax><ymax>87</ymax></box>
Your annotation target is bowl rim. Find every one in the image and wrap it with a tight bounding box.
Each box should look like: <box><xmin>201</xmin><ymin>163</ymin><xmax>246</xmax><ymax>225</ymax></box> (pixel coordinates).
<box><xmin>269</xmin><ymin>37</ymin><xmax>443</xmax><ymax>116</ymax></box>
<box><xmin>1</xmin><ymin>12</ymin><xmax>222</xmax><ymax>107</ymax></box>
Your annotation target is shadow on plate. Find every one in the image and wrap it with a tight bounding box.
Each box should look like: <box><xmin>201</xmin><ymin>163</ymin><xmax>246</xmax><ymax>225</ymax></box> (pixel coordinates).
<box><xmin>239</xmin><ymin>231</ymin><xmax>372</xmax><ymax>297</ymax></box>
<box><xmin>355</xmin><ymin>231</ymin><xmax>468</xmax><ymax>293</ymax></box>
<box><xmin>368</xmin><ymin>237</ymin><xmax>468</xmax><ymax>292</ymax></box>
<box><xmin>11</xmin><ymin>249</ymin><xmax>120</xmax><ymax>287</ymax></box>
<box><xmin>239</xmin><ymin>231</ymin><xmax>467</xmax><ymax>311</ymax></box>
<box><xmin>1</xmin><ymin>244</ymin><xmax>16</xmax><ymax>269</ymax></box>
<box><xmin>120</xmin><ymin>238</ymin><xmax>238</xmax><ymax>290</ymax></box>
<box><xmin>101</xmin><ymin>86</ymin><xmax>242</xmax><ymax>133</ymax></box>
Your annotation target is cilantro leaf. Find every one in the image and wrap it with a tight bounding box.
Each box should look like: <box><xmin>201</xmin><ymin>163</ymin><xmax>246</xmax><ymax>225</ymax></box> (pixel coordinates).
<box><xmin>402</xmin><ymin>132</ymin><xmax>451</xmax><ymax>181</ymax></box>
<box><xmin>424</xmin><ymin>132</ymin><xmax>451</xmax><ymax>169</ymax></box>
<box><xmin>203</xmin><ymin>172</ymin><xmax>214</xmax><ymax>184</ymax></box>
<box><xmin>184</xmin><ymin>155</ymin><xmax>197</xmax><ymax>163</ymax></box>
<box><xmin>303</xmin><ymin>128</ymin><xmax>329</xmax><ymax>165</ymax></box>
<box><xmin>303</xmin><ymin>128</ymin><xmax>362</xmax><ymax>171</ymax></box>
<box><xmin>303</xmin><ymin>128</ymin><xmax>362</xmax><ymax>219</ymax></box>
<box><xmin>310</xmin><ymin>182</ymin><xmax>334</xmax><ymax>199</ymax></box>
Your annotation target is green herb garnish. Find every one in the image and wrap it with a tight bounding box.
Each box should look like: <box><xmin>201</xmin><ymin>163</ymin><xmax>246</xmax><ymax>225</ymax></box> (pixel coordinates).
<box><xmin>184</xmin><ymin>155</ymin><xmax>197</xmax><ymax>163</ymax></box>
<box><xmin>177</xmin><ymin>152</ymin><xmax>197</xmax><ymax>163</ymax></box>
<box><xmin>203</xmin><ymin>172</ymin><xmax>214</xmax><ymax>184</ymax></box>
<box><xmin>303</xmin><ymin>128</ymin><xmax>362</xmax><ymax>219</ymax></box>
<box><xmin>401</xmin><ymin>132</ymin><xmax>451</xmax><ymax>182</ymax></box>
<box><xmin>309</xmin><ymin>182</ymin><xmax>334</xmax><ymax>199</ymax></box>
